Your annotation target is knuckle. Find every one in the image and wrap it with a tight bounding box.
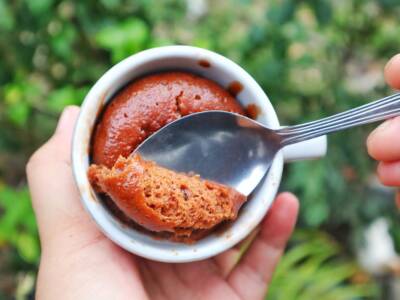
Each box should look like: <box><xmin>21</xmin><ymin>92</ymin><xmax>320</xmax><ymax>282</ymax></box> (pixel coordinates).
<box><xmin>366</xmin><ymin>136</ymin><xmax>378</xmax><ymax>159</ymax></box>
<box><xmin>26</xmin><ymin>151</ymin><xmax>43</xmax><ymax>174</ymax></box>
<box><xmin>26</xmin><ymin>141</ymin><xmax>54</xmax><ymax>174</ymax></box>
<box><xmin>376</xmin><ymin>162</ymin><xmax>400</xmax><ymax>187</ymax></box>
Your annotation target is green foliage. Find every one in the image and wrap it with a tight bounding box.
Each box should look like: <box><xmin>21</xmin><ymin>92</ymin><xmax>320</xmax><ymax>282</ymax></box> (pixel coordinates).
<box><xmin>26</xmin><ymin>0</ymin><xmax>55</xmax><ymax>16</ymax></box>
<box><xmin>0</xmin><ymin>0</ymin><xmax>15</xmax><ymax>30</ymax></box>
<box><xmin>268</xmin><ymin>231</ymin><xmax>378</xmax><ymax>300</ymax></box>
<box><xmin>0</xmin><ymin>185</ymin><xmax>39</xmax><ymax>264</ymax></box>
<box><xmin>95</xmin><ymin>19</ymin><xmax>150</xmax><ymax>63</ymax></box>
<box><xmin>47</xmin><ymin>86</ymin><xmax>89</xmax><ymax>113</ymax></box>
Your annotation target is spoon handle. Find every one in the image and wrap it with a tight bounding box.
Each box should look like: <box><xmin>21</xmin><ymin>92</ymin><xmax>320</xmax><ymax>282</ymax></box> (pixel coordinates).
<box><xmin>276</xmin><ymin>92</ymin><xmax>400</xmax><ymax>146</ymax></box>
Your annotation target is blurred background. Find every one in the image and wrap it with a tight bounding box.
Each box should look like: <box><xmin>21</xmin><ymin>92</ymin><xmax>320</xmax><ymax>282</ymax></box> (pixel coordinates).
<box><xmin>0</xmin><ymin>0</ymin><xmax>400</xmax><ymax>299</ymax></box>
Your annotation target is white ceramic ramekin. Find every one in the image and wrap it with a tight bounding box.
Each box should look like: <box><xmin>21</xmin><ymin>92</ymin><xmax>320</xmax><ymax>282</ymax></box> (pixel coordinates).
<box><xmin>72</xmin><ymin>46</ymin><xmax>327</xmax><ymax>263</ymax></box>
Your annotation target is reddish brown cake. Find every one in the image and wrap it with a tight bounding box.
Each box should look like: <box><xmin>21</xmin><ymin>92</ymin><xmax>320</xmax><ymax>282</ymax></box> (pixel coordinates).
<box><xmin>89</xmin><ymin>71</ymin><xmax>246</xmax><ymax>242</ymax></box>
<box><xmin>88</xmin><ymin>155</ymin><xmax>246</xmax><ymax>239</ymax></box>
<box><xmin>92</xmin><ymin>72</ymin><xmax>244</xmax><ymax>168</ymax></box>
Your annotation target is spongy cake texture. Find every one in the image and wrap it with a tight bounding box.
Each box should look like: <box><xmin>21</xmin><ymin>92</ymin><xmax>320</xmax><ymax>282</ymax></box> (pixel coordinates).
<box><xmin>88</xmin><ymin>155</ymin><xmax>246</xmax><ymax>239</ymax></box>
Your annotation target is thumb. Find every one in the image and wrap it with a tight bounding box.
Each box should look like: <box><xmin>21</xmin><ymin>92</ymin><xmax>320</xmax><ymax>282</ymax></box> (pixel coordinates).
<box><xmin>26</xmin><ymin>106</ymin><xmax>99</xmax><ymax>248</ymax></box>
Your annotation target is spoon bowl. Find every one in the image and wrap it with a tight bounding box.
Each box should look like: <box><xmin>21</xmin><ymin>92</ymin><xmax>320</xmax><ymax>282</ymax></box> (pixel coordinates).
<box><xmin>136</xmin><ymin>92</ymin><xmax>400</xmax><ymax>196</ymax></box>
<box><xmin>135</xmin><ymin>111</ymin><xmax>280</xmax><ymax>196</ymax></box>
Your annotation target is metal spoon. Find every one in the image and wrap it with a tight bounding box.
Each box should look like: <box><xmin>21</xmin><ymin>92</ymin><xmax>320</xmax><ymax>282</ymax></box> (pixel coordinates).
<box><xmin>135</xmin><ymin>93</ymin><xmax>400</xmax><ymax>196</ymax></box>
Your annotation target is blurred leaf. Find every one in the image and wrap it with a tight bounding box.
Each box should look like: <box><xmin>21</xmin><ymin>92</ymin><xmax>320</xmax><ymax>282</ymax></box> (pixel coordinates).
<box><xmin>0</xmin><ymin>186</ymin><xmax>39</xmax><ymax>264</ymax></box>
<box><xmin>6</xmin><ymin>101</ymin><xmax>30</xmax><ymax>127</ymax></box>
<box><xmin>4</xmin><ymin>83</ymin><xmax>23</xmax><ymax>105</ymax></box>
<box><xmin>266</xmin><ymin>0</ymin><xmax>296</xmax><ymax>25</ymax></box>
<box><xmin>310</xmin><ymin>0</ymin><xmax>332</xmax><ymax>26</ymax></box>
<box><xmin>51</xmin><ymin>23</ymin><xmax>77</xmax><ymax>59</ymax></box>
<box><xmin>3</xmin><ymin>81</ymin><xmax>41</xmax><ymax>127</ymax></box>
<box><xmin>378</xmin><ymin>0</ymin><xmax>400</xmax><ymax>8</ymax></box>
<box><xmin>286</xmin><ymin>161</ymin><xmax>330</xmax><ymax>226</ymax></box>
<box><xmin>192</xmin><ymin>38</ymin><xmax>214</xmax><ymax>50</ymax></box>
<box><xmin>304</xmin><ymin>200</ymin><xmax>330</xmax><ymax>227</ymax></box>
<box><xmin>100</xmin><ymin>0</ymin><xmax>122</xmax><ymax>9</ymax></box>
<box><xmin>25</xmin><ymin>0</ymin><xmax>55</xmax><ymax>15</ymax></box>
<box><xmin>148</xmin><ymin>38</ymin><xmax>173</xmax><ymax>48</ymax></box>
<box><xmin>267</xmin><ymin>231</ymin><xmax>378</xmax><ymax>300</ymax></box>
<box><xmin>16</xmin><ymin>233</ymin><xmax>40</xmax><ymax>263</ymax></box>
<box><xmin>47</xmin><ymin>86</ymin><xmax>87</xmax><ymax>112</ymax></box>
<box><xmin>95</xmin><ymin>19</ymin><xmax>150</xmax><ymax>62</ymax></box>
<box><xmin>0</xmin><ymin>0</ymin><xmax>15</xmax><ymax>30</ymax></box>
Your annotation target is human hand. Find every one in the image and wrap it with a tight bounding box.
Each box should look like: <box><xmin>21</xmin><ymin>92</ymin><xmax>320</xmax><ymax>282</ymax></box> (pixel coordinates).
<box><xmin>27</xmin><ymin>106</ymin><xmax>299</xmax><ymax>300</ymax></box>
<box><xmin>367</xmin><ymin>54</ymin><xmax>400</xmax><ymax>206</ymax></box>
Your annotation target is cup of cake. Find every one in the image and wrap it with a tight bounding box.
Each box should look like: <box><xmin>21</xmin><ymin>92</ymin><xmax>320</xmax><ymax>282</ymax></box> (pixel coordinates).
<box><xmin>72</xmin><ymin>46</ymin><xmax>327</xmax><ymax>262</ymax></box>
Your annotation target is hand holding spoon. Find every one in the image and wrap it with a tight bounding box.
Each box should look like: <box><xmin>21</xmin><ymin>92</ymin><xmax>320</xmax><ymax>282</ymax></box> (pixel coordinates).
<box><xmin>135</xmin><ymin>93</ymin><xmax>400</xmax><ymax>196</ymax></box>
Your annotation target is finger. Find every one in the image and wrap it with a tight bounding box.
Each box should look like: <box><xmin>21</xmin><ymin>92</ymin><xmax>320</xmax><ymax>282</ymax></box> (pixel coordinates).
<box><xmin>212</xmin><ymin>246</ymin><xmax>242</xmax><ymax>278</ymax></box>
<box><xmin>227</xmin><ymin>192</ymin><xmax>299</xmax><ymax>300</ymax></box>
<box><xmin>367</xmin><ymin>116</ymin><xmax>400</xmax><ymax>161</ymax></box>
<box><xmin>213</xmin><ymin>229</ymin><xmax>258</xmax><ymax>277</ymax></box>
<box><xmin>384</xmin><ymin>54</ymin><xmax>400</xmax><ymax>89</ymax></box>
<box><xmin>137</xmin><ymin>260</ymin><xmax>172</xmax><ymax>299</ymax></box>
<box><xmin>171</xmin><ymin>260</ymin><xmax>239</xmax><ymax>299</ymax></box>
<box><xmin>26</xmin><ymin>106</ymin><xmax>97</xmax><ymax>246</ymax></box>
<box><xmin>142</xmin><ymin>260</ymin><xmax>200</xmax><ymax>299</ymax></box>
<box><xmin>377</xmin><ymin>161</ymin><xmax>400</xmax><ymax>186</ymax></box>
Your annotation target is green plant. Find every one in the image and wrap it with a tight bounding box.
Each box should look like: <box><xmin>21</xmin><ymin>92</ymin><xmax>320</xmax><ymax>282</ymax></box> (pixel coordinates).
<box><xmin>0</xmin><ymin>185</ymin><xmax>39</xmax><ymax>264</ymax></box>
<box><xmin>268</xmin><ymin>231</ymin><xmax>378</xmax><ymax>300</ymax></box>
<box><xmin>94</xmin><ymin>19</ymin><xmax>150</xmax><ymax>63</ymax></box>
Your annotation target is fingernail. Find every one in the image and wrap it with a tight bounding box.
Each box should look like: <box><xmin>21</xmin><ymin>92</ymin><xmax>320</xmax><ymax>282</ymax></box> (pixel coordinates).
<box><xmin>56</xmin><ymin>106</ymin><xmax>74</xmax><ymax>133</ymax></box>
